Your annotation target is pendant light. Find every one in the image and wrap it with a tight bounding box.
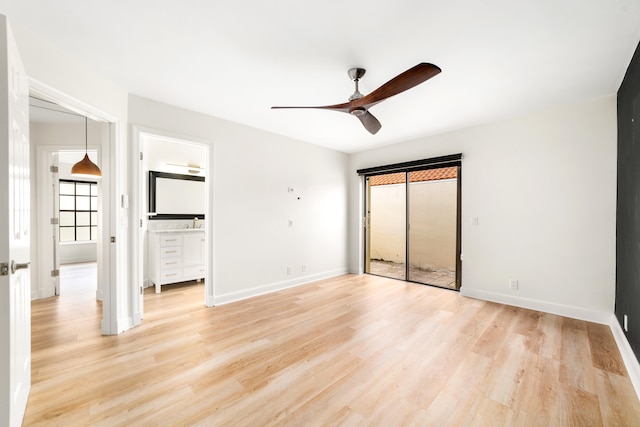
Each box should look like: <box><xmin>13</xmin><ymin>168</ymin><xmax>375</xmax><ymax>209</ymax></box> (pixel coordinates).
<box><xmin>71</xmin><ymin>116</ymin><xmax>102</xmax><ymax>178</ymax></box>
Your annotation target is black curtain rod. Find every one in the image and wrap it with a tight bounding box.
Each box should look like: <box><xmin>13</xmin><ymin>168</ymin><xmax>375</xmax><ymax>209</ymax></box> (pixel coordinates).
<box><xmin>356</xmin><ymin>153</ymin><xmax>463</xmax><ymax>176</ymax></box>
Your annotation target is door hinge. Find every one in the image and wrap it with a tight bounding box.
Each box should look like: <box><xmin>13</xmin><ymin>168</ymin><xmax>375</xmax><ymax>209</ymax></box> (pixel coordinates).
<box><xmin>111</xmin><ymin>236</ymin><xmax>116</xmax><ymax>243</ymax></box>
<box><xmin>50</xmin><ymin>218</ymin><xmax>59</xmax><ymax>225</ymax></box>
<box><xmin>140</xmin><ymin>219</ymin><xmax>143</xmax><ymax>228</ymax></box>
<box><xmin>51</xmin><ymin>269</ymin><xmax>60</xmax><ymax>277</ymax></box>
<box><xmin>50</xmin><ymin>165</ymin><xmax>59</xmax><ymax>173</ymax></box>
<box><xmin>140</xmin><ymin>286</ymin><xmax>143</xmax><ymax>295</ymax></box>
<box><xmin>0</xmin><ymin>263</ymin><xmax>8</xmax><ymax>276</ymax></box>
<box><xmin>139</xmin><ymin>152</ymin><xmax>143</xmax><ymax>160</ymax></box>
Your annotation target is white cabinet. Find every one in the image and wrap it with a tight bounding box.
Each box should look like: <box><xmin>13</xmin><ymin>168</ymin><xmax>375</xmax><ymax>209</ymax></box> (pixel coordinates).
<box><xmin>148</xmin><ymin>230</ymin><xmax>205</xmax><ymax>293</ymax></box>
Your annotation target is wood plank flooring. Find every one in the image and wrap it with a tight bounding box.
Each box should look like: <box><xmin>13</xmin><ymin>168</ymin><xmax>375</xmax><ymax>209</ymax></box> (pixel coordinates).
<box><xmin>25</xmin><ymin>273</ymin><xmax>640</xmax><ymax>426</ymax></box>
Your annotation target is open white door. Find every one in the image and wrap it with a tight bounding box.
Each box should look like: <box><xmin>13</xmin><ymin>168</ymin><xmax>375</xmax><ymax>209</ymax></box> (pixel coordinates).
<box><xmin>51</xmin><ymin>154</ymin><xmax>60</xmax><ymax>295</ymax></box>
<box><xmin>36</xmin><ymin>150</ymin><xmax>60</xmax><ymax>297</ymax></box>
<box><xmin>0</xmin><ymin>15</ymin><xmax>31</xmax><ymax>427</ymax></box>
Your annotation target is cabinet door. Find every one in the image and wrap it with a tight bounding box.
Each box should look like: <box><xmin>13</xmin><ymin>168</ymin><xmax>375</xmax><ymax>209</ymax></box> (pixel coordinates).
<box><xmin>182</xmin><ymin>233</ymin><xmax>205</xmax><ymax>267</ymax></box>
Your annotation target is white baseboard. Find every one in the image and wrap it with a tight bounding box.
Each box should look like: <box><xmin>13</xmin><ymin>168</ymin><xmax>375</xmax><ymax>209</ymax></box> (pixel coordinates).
<box><xmin>609</xmin><ymin>314</ymin><xmax>640</xmax><ymax>400</ymax></box>
<box><xmin>460</xmin><ymin>288</ymin><xmax>611</xmax><ymax>324</ymax></box>
<box><xmin>60</xmin><ymin>256</ymin><xmax>98</xmax><ymax>265</ymax></box>
<box><xmin>214</xmin><ymin>268</ymin><xmax>348</xmax><ymax>306</ymax></box>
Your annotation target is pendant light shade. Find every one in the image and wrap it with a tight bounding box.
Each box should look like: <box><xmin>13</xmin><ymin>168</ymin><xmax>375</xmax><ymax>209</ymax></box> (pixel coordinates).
<box><xmin>71</xmin><ymin>116</ymin><xmax>102</xmax><ymax>178</ymax></box>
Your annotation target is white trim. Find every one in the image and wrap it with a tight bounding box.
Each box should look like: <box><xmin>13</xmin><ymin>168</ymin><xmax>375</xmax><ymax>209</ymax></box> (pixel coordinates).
<box><xmin>206</xmin><ymin>294</ymin><xmax>215</xmax><ymax>306</ymax></box>
<box><xmin>214</xmin><ymin>268</ymin><xmax>348</xmax><ymax>306</ymax></box>
<box><xmin>609</xmin><ymin>314</ymin><xmax>640</xmax><ymax>400</ymax></box>
<box><xmin>116</xmin><ymin>317</ymin><xmax>132</xmax><ymax>334</ymax></box>
<box><xmin>460</xmin><ymin>288</ymin><xmax>612</xmax><ymax>324</ymax></box>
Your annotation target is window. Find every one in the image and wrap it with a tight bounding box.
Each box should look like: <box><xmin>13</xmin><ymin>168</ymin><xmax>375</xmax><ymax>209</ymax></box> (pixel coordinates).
<box><xmin>59</xmin><ymin>179</ymin><xmax>98</xmax><ymax>242</ymax></box>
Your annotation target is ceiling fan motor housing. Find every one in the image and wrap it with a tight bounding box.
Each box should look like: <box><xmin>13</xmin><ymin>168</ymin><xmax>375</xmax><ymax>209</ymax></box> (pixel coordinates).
<box><xmin>350</xmin><ymin>107</ymin><xmax>366</xmax><ymax>116</ymax></box>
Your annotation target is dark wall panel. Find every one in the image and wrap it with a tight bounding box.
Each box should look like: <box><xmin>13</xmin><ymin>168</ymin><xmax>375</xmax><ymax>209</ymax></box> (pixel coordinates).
<box><xmin>616</xmin><ymin>40</ymin><xmax>640</xmax><ymax>360</ymax></box>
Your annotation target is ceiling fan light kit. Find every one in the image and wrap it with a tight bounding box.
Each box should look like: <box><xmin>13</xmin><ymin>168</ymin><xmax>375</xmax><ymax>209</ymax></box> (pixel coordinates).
<box><xmin>272</xmin><ymin>62</ymin><xmax>441</xmax><ymax>135</ymax></box>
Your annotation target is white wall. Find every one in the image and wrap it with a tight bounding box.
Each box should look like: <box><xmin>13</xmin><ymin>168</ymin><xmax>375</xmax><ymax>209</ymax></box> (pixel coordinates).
<box><xmin>350</xmin><ymin>95</ymin><xmax>617</xmax><ymax>322</ymax></box>
<box><xmin>128</xmin><ymin>95</ymin><xmax>350</xmax><ymax>304</ymax></box>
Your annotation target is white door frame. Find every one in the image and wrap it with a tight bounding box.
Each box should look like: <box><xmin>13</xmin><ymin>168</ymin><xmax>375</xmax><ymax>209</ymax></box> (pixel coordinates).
<box><xmin>29</xmin><ymin>79</ymin><xmax>120</xmax><ymax>335</ymax></box>
<box><xmin>131</xmin><ymin>125</ymin><xmax>214</xmax><ymax>322</ymax></box>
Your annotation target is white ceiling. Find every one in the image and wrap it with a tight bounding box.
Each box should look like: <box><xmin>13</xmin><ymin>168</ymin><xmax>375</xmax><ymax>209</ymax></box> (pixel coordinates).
<box><xmin>4</xmin><ymin>1</ymin><xmax>640</xmax><ymax>153</ymax></box>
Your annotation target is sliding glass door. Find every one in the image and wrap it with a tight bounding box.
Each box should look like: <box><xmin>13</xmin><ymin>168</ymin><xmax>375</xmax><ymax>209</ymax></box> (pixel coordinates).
<box><xmin>407</xmin><ymin>167</ymin><xmax>459</xmax><ymax>288</ymax></box>
<box><xmin>363</xmin><ymin>156</ymin><xmax>461</xmax><ymax>290</ymax></box>
<box><xmin>365</xmin><ymin>172</ymin><xmax>406</xmax><ymax>281</ymax></box>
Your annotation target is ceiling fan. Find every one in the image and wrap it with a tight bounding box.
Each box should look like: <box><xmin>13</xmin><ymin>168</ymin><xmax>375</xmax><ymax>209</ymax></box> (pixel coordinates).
<box><xmin>271</xmin><ymin>62</ymin><xmax>441</xmax><ymax>135</ymax></box>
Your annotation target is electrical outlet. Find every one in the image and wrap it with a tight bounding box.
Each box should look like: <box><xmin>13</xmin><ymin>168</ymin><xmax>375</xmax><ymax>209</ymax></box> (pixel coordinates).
<box><xmin>509</xmin><ymin>279</ymin><xmax>518</xmax><ymax>290</ymax></box>
<box><xmin>286</xmin><ymin>266</ymin><xmax>292</xmax><ymax>275</ymax></box>
<box><xmin>624</xmin><ymin>314</ymin><xmax>629</xmax><ymax>332</ymax></box>
<box><xmin>302</xmin><ymin>264</ymin><xmax>307</xmax><ymax>272</ymax></box>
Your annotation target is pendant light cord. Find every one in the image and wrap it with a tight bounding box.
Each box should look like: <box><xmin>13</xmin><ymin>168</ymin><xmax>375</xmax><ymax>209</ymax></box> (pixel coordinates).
<box><xmin>85</xmin><ymin>116</ymin><xmax>88</xmax><ymax>153</ymax></box>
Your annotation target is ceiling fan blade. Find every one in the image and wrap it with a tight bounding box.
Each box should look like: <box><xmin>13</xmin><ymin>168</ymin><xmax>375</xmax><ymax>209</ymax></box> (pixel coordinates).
<box><xmin>357</xmin><ymin>110</ymin><xmax>382</xmax><ymax>135</ymax></box>
<box><xmin>355</xmin><ymin>63</ymin><xmax>441</xmax><ymax>109</ymax></box>
<box><xmin>271</xmin><ymin>102</ymin><xmax>351</xmax><ymax>113</ymax></box>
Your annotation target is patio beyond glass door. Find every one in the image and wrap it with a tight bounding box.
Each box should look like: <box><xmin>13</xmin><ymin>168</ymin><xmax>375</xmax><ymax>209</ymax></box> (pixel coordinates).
<box><xmin>407</xmin><ymin>168</ymin><xmax>458</xmax><ymax>288</ymax></box>
<box><xmin>366</xmin><ymin>172</ymin><xmax>406</xmax><ymax>281</ymax></box>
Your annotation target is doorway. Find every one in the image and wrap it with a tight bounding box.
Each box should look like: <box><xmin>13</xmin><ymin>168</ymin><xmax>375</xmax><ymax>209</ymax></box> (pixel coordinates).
<box><xmin>133</xmin><ymin>128</ymin><xmax>213</xmax><ymax>323</ymax></box>
<box><xmin>30</xmin><ymin>95</ymin><xmax>111</xmax><ymax>327</ymax></box>
<box><xmin>361</xmin><ymin>155</ymin><xmax>462</xmax><ymax>290</ymax></box>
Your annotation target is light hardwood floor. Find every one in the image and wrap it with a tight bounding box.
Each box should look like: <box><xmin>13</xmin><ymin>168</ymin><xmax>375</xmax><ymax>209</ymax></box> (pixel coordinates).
<box><xmin>26</xmin><ymin>273</ymin><xmax>640</xmax><ymax>426</ymax></box>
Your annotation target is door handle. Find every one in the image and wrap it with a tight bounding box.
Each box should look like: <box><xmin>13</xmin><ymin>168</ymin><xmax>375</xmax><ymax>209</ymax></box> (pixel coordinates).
<box><xmin>11</xmin><ymin>260</ymin><xmax>30</xmax><ymax>274</ymax></box>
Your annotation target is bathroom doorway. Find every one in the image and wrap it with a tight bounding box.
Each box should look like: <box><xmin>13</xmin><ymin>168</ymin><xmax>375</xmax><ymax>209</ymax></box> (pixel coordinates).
<box><xmin>133</xmin><ymin>128</ymin><xmax>213</xmax><ymax>323</ymax></box>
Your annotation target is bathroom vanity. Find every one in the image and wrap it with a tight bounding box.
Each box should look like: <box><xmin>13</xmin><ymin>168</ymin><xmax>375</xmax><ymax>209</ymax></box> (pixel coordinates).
<box><xmin>148</xmin><ymin>229</ymin><xmax>205</xmax><ymax>293</ymax></box>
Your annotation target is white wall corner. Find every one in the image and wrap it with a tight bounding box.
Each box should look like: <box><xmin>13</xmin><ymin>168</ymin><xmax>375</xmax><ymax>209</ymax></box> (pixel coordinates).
<box><xmin>609</xmin><ymin>314</ymin><xmax>640</xmax><ymax>400</ymax></box>
<box><xmin>460</xmin><ymin>288</ymin><xmax>612</xmax><ymax>324</ymax></box>
<box><xmin>30</xmin><ymin>289</ymin><xmax>42</xmax><ymax>300</ymax></box>
<box><xmin>115</xmin><ymin>317</ymin><xmax>134</xmax><ymax>335</ymax></box>
<box><xmin>205</xmin><ymin>294</ymin><xmax>215</xmax><ymax>307</ymax></box>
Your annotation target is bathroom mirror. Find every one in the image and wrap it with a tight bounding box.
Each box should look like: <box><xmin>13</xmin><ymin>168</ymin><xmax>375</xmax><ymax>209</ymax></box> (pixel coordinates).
<box><xmin>148</xmin><ymin>171</ymin><xmax>205</xmax><ymax>219</ymax></box>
